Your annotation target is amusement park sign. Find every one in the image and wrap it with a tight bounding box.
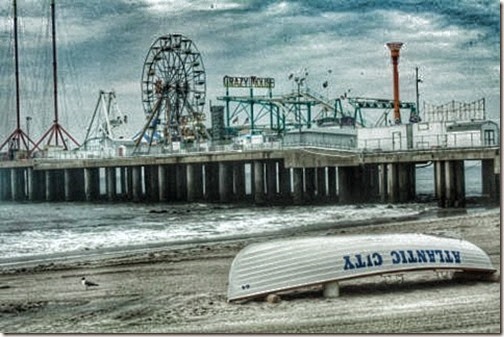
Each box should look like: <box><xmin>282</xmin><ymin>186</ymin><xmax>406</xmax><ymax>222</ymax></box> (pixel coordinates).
<box><xmin>223</xmin><ymin>76</ymin><xmax>275</xmax><ymax>88</ymax></box>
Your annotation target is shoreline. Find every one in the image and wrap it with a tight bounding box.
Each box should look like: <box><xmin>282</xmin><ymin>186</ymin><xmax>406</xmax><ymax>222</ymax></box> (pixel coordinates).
<box><xmin>1</xmin><ymin>202</ymin><xmax>494</xmax><ymax>270</ymax></box>
<box><xmin>0</xmin><ymin>207</ymin><xmax>500</xmax><ymax>333</ymax></box>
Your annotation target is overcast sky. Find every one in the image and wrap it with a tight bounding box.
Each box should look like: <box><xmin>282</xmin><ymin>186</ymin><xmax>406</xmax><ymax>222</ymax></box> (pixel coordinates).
<box><xmin>0</xmin><ymin>0</ymin><xmax>500</xmax><ymax>141</ymax></box>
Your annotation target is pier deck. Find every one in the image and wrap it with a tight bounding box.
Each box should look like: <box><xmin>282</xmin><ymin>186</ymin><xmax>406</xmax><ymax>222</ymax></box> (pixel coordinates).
<box><xmin>0</xmin><ymin>146</ymin><xmax>499</xmax><ymax>207</ymax></box>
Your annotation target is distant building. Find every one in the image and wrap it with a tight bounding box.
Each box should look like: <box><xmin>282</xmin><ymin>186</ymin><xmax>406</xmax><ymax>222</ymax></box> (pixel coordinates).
<box><xmin>283</xmin><ymin>128</ymin><xmax>356</xmax><ymax>149</ymax></box>
<box><xmin>357</xmin><ymin>120</ymin><xmax>499</xmax><ymax>151</ymax></box>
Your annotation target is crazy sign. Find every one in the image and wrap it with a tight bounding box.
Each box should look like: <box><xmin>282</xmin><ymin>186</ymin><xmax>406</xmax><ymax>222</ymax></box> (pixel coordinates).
<box><xmin>223</xmin><ymin>75</ymin><xmax>275</xmax><ymax>88</ymax></box>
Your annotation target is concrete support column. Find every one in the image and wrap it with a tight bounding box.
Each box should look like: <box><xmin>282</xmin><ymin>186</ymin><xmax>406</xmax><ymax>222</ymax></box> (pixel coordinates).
<box><xmin>454</xmin><ymin>160</ymin><xmax>465</xmax><ymax>208</ymax></box>
<box><xmin>363</xmin><ymin>164</ymin><xmax>380</xmax><ymax>202</ymax></box>
<box><xmin>378</xmin><ymin>164</ymin><xmax>388</xmax><ymax>203</ymax></box>
<box><xmin>304</xmin><ymin>168</ymin><xmax>316</xmax><ymax>202</ymax></box>
<box><xmin>265</xmin><ymin>160</ymin><xmax>277</xmax><ymax>202</ymax></box>
<box><xmin>434</xmin><ymin>161</ymin><xmax>445</xmax><ymax>207</ymax></box>
<box><xmin>28</xmin><ymin>168</ymin><xmax>46</xmax><ymax>201</ymax></box>
<box><xmin>144</xmin><ymin>165</ymin><xmax>159</xmax><ymax>202</ymax></box>
<box><xmin>0</xmin><ymin>169</ymin><xmax>12</xmax><ymax>201</ymax></box>
<box><xmin>205</xmin><ymin>163</ymin><xmax>219</xmax><ymax>202</ymax></box>
<box><xmin>444</xmin><ymin>161</ymin><xmax>456</xmax><ymax>208</ymax></box>
<box><xmin>292</xmin><ymin>167</ymin><xmax>303</xmax><ymax>205</ymax></box>
<box><xmin>105</xmin><ymin>167</ymin><xmax>117</xmax><ymax>201</ymax></box>
<box><xmin>387</xmin><ymin>163</ymin><xmax>398</xmax><ymax>203</ymax></box>
<box><xmin>125</xmin><ymin>167</ymin><xmax>134</xmax><ymax>201</ymax></box>
<box><xmin>165</xmin><ymin>165</ymin><xmax>177</xmax><ymax>202</ymax></box>
<box><xmin>482</xmin><ymin>159</ymin><xmax>497</xmax><ymax>200</ymax></box>
<box><xmin>253</xmin><ymin>161</ymin><xmax>265</xmax><ymax>205</ymax></box>
<box><xmin>338</xmin><ymin>166</ymin><xmax>352</xmax><ymax>204</ymax></box>
<box><xmin>233</xmin><ymin>162</ymin><xmax>246</xmax><ymax>201</ymax></box>
<box><xmin>158</xmin><ymin>165</ymin><xmax>168</xmax><ymax>202</ymax></box>
<box><xmin>187</xmin><ymin>163</ymin><xmax>203</xmax><ymax>202</ymax></box>
<box><xmin>409</xmin><ymin>163</ymin><xmax>416</xmax><ymax>200</ymax></box>
<box><xmin>64</xmin><ymin>168</ymin><xmax>85</xmax><ymax>201</ymax></box>
<box><xmin>327</xmin><ymin>167</ymin><xmax>337</xmax><ymax>201</ymax></box>
<box><xmin>218</xmin><ymin>162</ymin><xmax>233</xmax><ymax>203</ymax></box>
<box><xmin>175</xmin><ymin>164</ymin><xmax>187</xmax><ymax>201</ymax></box>
<box><xmin>119</xmin><ymin>167</ymin><xmax>127</xmax><ymax>198</ymax></box>
<box><xmin>316</xmin><ymin>167</ymin><xmax>327</xmax><ymax>201</ymax></box>
<box><xmin>279</xmin><ymin>164</ymin><xmax>292</xmax><ymax>202</ymax></box>
<box><xmin>11</xmin><ymin>168</ymin><xmax>26</xmax><ymax>201</ymax></box>
<box><xmin>85</xmin><ymin>167</ymin><xmax>100</xmax><ymax>201</ymax></box>
<box><xmin>131</xmin><ymin>166</ymin><xmax>143</xmax><ymax>202</ymax></box>
<box><xmin>398</xmin><ymin>163</ymin><xmax>410</xmax><ymax>203</ymax></box>
<box><xmin>46</xmin><ymin>170</ymin><xmax>64</xmax><ymax>201</ymax></box>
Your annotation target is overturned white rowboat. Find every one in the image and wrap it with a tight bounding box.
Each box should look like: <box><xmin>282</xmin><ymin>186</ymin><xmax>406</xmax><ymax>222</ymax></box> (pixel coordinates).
<box><xmin>227</xmin><ymin>233</ymin><xmax>496</xmax><ymax>302</ymax></box>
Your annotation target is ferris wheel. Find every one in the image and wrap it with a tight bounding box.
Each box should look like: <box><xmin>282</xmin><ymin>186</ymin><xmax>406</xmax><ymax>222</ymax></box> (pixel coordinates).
<box><xmin>138</xmin><ymin>34</ymin><xmax>207</xmax><ymax>147</ymax></box>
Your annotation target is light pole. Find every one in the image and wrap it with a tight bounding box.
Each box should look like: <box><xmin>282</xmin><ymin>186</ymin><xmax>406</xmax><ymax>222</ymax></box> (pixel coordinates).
<box><xmin>26</xmin><ymin>116</ymin><xmax>32</xmax><ymax>139</ymax></box>
<box><xmin>415</xmin><ymin>67</ymin><xmax>422</xmax><ymax>117</ymax></box>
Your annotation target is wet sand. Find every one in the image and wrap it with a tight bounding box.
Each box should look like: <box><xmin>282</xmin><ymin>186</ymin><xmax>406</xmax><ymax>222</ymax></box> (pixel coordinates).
<box><xmin>0</xmin><ymin>208</ymin><xmax>500</xmax><ymax>333</ymax></box>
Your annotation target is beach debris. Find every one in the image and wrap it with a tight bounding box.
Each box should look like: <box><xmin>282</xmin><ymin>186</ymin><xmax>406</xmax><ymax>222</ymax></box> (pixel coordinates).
<box><xmin>81</xmin><ymin>277</ymin><xmax>99</xmax><ymax>290</ymax></box>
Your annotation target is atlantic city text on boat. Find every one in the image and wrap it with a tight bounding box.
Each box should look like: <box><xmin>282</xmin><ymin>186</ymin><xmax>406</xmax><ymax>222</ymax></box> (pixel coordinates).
<box><xmin>343</xmin><ymin>249</ymin><xmax>462</xmax><ymax>270</ymax></box>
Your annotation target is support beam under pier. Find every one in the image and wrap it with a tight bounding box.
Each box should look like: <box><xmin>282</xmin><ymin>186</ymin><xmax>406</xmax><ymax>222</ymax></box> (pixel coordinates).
<box><xmin>278</xmin><ymin>163</ymin><xmax>292</xmax><ymax>203</ymax></box>
<box><xmin>387</xmin><ymin>163</ymin><xmax>399</xmax><ymax>204</ymax></box>
<box><xmin>144</xmin><ymin>165</ymin><xmax>159</xmax><ymax>202</ymax></box>
<box><xmin>265</xmin><ymin>160</ymin><xmax>277</xmax><ymax>202</ymax></box>
<box><xmin>316</xmin><ymin>167</ymin><xmax>327</xmax><ymax>201</ymax></box>
<box><xmin>28</xmin><ymin>168</ymin><xmax>46</xmax><ymax>201</ymax></box>
<box><xmin>205</xmin><ymin>163</ymin><xmax>220</xmax><ymax>202</ymax></box>
<box><xmin>482</xmin><ymin>159</ymin><xmax>499</xmax><ymax>202</ymax></box>
<box><xmin>131</xmin><ymin>166</ymin><xmax>143</xmax><ymax>202</ymax></box>
<box><xmin>11</xmin><ymin>168</ymin><xmax>26</xmax><ymax>201</ymax></box>
<box><xmin>304</xmin><ymin>168</ymin><xmax>316</xmax><ymax>203</ymax></box>
<box><xmin>434</xmin><ymin>161</ymin><xmax>446</xmax><ymax>207</ymax></box>
<box><xmin>106</xmin><ymin>167</ymin><xmax>117</xmax><ymax>201</ymax></box>
<box><xmin>0</xmin><ymin>169</ymin><xmax>12</xmax><ymax>201</ymax></box>
<box><xmin>435</xmin><ymin>160</ymin><xmax>465</xmax><ymax>208</ymax></box>
<box><xmin>233</xmin><ymin>162</ymin><xmax>246</xmax><ymax>201</ymax></box>
<box><xmin>65</xmin><ymin>168</ymin><xmax>85</xmax><ymax>201</ymax></box>
<box><xmin>378</xmin><ymin>164</ymin><xmax>388</xmax><ymax>203</ymax></box>
<box><xmin>253</xmin><ymin>161</ymin><xmax>265</xmax><ymax>205</ymax></box>
<box><xmin>187</xmin><ymin>163</ymin><xmax>203</xmax><ymax>202</ymax></box>
<box><xmin>85</xmin><ymin>167</ymin><xmax>100</xmax><ymax>201</ymax></box>
<box><xmin>327</xmin><ymin>167</ymin><xmax>337</xmax><ymax>201</ymax></box>
<box><xmin>292</xmin><ymin>168</ymin><xmax>303</xmax><ymax>205</ymax></box>
<box><xmin>46</xmin><ymin>170</ymin><xmax>65</xmax><ymax>201</ymax></box>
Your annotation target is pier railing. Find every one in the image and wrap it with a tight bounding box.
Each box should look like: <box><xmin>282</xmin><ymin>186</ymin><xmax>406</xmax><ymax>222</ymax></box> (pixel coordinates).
<box><xmin>3</xmin><ymin>130</ymin><xmax>498</xmax><ymax>161</ymax></box>
<box><xmin>360</xmin><ymin>131</ymin><xmax>497</xmax><ymax>152</ymax></box>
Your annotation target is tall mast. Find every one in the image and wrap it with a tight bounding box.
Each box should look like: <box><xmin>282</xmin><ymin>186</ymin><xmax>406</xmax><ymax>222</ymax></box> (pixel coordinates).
<box><xmin>13</xmin><ymin>0</ymin><xmax>21</xmax><ymax>132</ymax></box>
<box><xmin>0</xmin><ymin>0</ymin><xmax>39</xmax><ymax>157</ymax></box>
<box><xmin>31</xmin><ymin>0</ymin><xmax>80</xmax><ymax>153</ymax></box>
<box><xmin>51</xmin><ymin>0</ymin><xmax>59</xmax><ymax>126</ymax></box>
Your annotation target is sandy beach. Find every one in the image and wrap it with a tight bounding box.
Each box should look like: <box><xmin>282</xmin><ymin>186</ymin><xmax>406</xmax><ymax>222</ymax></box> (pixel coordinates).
<box><xmin>0</xmin><ymin>207</ymin><xmax>500</xmax><ymax>333</ymax></box>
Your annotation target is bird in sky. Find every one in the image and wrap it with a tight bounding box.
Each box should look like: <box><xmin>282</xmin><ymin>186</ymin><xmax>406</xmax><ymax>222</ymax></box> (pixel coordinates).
<box><xmin>81</xmin><ymin>277</ymin><xmax>99</xmax><ymax>290</ymax></box>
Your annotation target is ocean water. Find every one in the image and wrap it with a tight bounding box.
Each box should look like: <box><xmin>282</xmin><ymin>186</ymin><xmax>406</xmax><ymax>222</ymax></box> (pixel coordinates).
<box><xmin>0</xmin><ymin>202</ymin><xmax>435</xmax><ymax>264</ymax></box>
<box><xmin>0</xmin><ymin>162</ymin><xmax>489</xmax><ymax>265</ymax></box>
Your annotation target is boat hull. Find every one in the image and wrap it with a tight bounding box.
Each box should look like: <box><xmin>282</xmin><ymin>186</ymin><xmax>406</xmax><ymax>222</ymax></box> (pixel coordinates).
<box><xmin>227</xmin><ymin>233</ymin><xmax>495</xmax><ymax>301</ymax></box>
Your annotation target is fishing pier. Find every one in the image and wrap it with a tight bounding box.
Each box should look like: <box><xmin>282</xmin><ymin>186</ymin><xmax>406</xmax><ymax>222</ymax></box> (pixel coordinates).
<box><xmin>0</xmin><ymin>145</ymin><xmax>499</xmax><ymax>208</ymax></box>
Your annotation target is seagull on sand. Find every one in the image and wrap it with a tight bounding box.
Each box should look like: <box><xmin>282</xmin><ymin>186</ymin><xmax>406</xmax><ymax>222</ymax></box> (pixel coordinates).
<box><xmin>81</xmin><ymin>277</ymin><xmax>99</xmax><ymax>290</ymax></box>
